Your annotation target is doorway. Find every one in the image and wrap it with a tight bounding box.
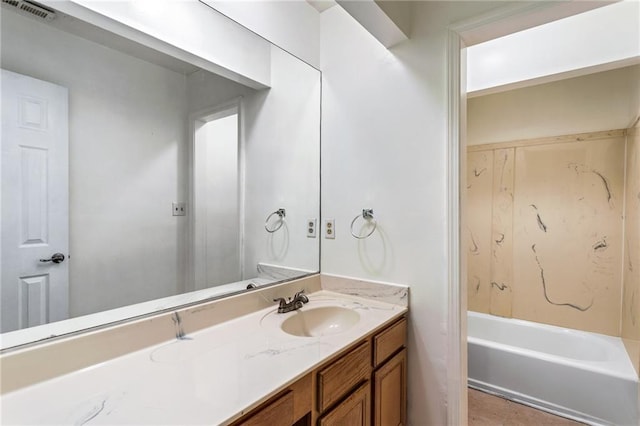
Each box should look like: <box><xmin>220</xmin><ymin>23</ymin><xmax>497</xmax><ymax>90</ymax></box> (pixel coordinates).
<box><xmin>446</xmin><ymin>2</ymin><xmax>636</xmax><ymax>424</ymax></box>
<box><xmin>192</xmin><ymin>105</ymin><xmax>243</xmax><ymax>291</ymax></box>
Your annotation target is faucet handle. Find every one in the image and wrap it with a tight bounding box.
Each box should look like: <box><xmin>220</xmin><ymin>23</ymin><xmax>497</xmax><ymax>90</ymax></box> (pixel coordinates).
<box><xmin>294</xmin><ymin>290</ymin><xmax>309</xmax><ymax>304</ymax></box>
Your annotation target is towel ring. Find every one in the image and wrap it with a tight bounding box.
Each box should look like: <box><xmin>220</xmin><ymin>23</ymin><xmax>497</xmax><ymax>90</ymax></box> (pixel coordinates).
<box><xmin>265</xmin><ymin>208</ymin><xmax>286</xmax><ymax>233</ymax></box>
<box><xmin>350</xmin><ymin>209</ymin><xmax>377</xmax><ymax>239</ymax></box>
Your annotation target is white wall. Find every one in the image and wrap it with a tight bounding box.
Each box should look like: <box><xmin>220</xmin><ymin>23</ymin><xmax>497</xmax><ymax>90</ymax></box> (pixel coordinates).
<box><xmin>467</xmin><ymin>0</ymin><xmax>640</xmax><ymax>95</ymax></box>
<box><xmin>1</xmin><ymin>11</ymin><xmax>188</xmax><ymax>317</ymax></box>
<box><xmin>203</xmin><ymin>0</ymin><xmax>321</xmax><ymax>69</ymax></box>
<box><xmin>319</xmin><ymin>3</ymin><xmax>506</xmax><ymax>424</ymax></box>
<box><xmin>243</xmin><ymin>46</ymin><xmax>321</xmax><ymax>277</ymax></box>
<box><xmin>468</xmin><ymin>65</ymin><xmax>640</xmax><ymax>145</ymax></box>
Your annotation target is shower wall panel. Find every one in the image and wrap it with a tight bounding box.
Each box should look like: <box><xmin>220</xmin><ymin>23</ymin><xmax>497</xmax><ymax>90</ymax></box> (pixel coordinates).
<box><xmin>490</xmin><ymin>148</ymin><xmax>515</xmax><ymax>318</ymax></box>
<box><xmin>467</xmin><ymin>131</ymin><xmax>626</xmax><ymax>336</ymax></box>
<box><xmin>512</xmin><ymin>137</ymin><xmax>624</xmax><ymax>336</ymax></box>
<box><xmin>622</xmin><ymin>126</ymin><xmax>640</xmax><ymax>375</ymax></box>
<box><xmin>466</xmin><ymin>151</ymin><xmax>494</xmax><ymax>314</ymax></box>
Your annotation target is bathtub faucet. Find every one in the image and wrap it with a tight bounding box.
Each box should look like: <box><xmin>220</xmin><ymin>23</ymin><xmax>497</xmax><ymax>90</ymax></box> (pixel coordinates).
<box><xmin>274</xmin><ymin>290</ymin><xmax>309</xmax><ymax>313</ymax></box>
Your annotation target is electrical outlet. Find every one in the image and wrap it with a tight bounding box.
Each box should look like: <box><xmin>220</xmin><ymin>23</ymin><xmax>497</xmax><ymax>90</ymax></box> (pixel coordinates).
<box><xmin>172</xmin><ymin>202</ymin><xmax>186</xmax><ymax>216</ymax></box>
<box><xmin>324</xmin><ymin>219</ymin><xmax>335</xmax><ymax>239</ymax></box>
<box><xmin>307</xmin><ymin>218</ymin><xmax>317</xmax><ymax>238</ymax></box>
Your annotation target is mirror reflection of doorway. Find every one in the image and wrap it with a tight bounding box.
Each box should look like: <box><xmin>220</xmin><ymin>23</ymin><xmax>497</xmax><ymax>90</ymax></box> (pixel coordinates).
<box><xmin>192</xmin><ymin>106</ymin><xmax>242</xmax><ymax>290</ymax></box>
<box><xmin>1</xmin><ymin>69</ymin><xmax>70</xmax><ymax>332</ymax></box>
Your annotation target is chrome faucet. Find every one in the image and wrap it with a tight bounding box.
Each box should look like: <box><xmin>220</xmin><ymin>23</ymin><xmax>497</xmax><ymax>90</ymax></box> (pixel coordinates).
<box><xmin>274</xmin><ymin>290</ymin><xmax>309</xmax><ymax>313</ymax></box>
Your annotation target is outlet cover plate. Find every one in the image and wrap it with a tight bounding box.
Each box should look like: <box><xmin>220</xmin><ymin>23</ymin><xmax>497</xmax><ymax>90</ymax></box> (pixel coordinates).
<box><xmin>324</xmin><ymin>219</ymin><xmax>335</xmax><ymax>239</ymax></box>
<box><xmin>307</xmin><ymin>218</ymin><xmax>317</xmax><ymax>238</ymax></box>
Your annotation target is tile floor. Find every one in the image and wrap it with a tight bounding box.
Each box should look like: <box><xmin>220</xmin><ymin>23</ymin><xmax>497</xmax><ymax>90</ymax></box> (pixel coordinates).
<box><xmin>468</xmin><ymin>388</ymin><xmax>585</xmax><ymax>426</ymax></box>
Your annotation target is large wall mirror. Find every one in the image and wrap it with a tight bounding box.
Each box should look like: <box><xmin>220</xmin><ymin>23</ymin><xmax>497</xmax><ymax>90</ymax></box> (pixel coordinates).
<box><xmin>0</xmin><ymin>0</ymin><xmax>320</xmax><ymax>349</ymax></box>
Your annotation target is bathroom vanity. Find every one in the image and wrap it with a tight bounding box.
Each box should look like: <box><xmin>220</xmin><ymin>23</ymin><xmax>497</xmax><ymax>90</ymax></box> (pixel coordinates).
<box><xmin>234</xmin><ymin>316</ymin><xmax>407</xmax><ymax>425</ymax></box>
<box><xmin>0</xmin><ymin>275</ymin><xmax>408</xmax><ymax>425</ymax></box>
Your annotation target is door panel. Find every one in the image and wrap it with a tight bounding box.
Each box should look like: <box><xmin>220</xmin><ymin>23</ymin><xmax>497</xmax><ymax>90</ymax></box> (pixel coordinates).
<box><xmin>20</xmin><ymin>146</ymin><xmax>49</xmax><ymax>245</ymax></box>
<box><xmin>20</xmin><ymin>275</ymin><xmax>49</xmax><ymax>328</ymax></box>
<box><xmin>1</xmin><ymin>69</ymin><xmax>69</xmax><ymax>332</ymax></box>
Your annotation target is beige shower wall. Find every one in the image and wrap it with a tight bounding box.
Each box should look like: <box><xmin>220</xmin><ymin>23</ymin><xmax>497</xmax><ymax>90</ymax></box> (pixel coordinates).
<box><xmin>467</xmin><ymin>130</ymin><xmax>626</xmax><ymax>336</ymax></box>
<box><xmin>622</xmin><ymin>126</ymin><xmax>640</xmax><ymax>375</ymax></box>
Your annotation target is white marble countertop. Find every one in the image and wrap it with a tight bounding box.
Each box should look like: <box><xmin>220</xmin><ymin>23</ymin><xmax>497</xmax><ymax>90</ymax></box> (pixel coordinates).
<box><xmin>1</xmin><ymin>290</ymin><xmax>407</xmax><ymax>425</ymax></box>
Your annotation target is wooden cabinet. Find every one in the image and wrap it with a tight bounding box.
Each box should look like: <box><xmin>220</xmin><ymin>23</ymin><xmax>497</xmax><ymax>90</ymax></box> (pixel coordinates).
<box><xmin>317</xmin><ymin>341</ymin><xmax>371</xmax><ymax>412</ymax></box>
<box><xmin>231</xmin><ymin>373</ymin><xmax>312</xmax><ymax>426</ymax></box>
<box><xmin>373</xmin><ymin>318</ymin><xmax>407</xmax><ymax>367</ymax></box>
<box><xmin>232</xmin><ymin>316</ymin><xmax>407</xmax><ymax>426</ymax></box>
<box><xmin>373</xmin><ymin>348</ymin><xmax>407</xmax><ymax>426</ymax></box>
<box><xmin>372</xmin><ymin>318</ymin><xmax>407</xmax><ymax>426</ymax></box>
<box><xmin>236</xmin><ymin>391</ymin><xmax>294</xmax><ymax>426</ymax></box>
<box><xmin>316</xmin><ymin>316</ymin><xmax>407</xmax><ymax>426</ymax></box>
<box><xmin>319</xmin><ymin>382</ymin><xmax>371</xmax><ymax>426</ymax></box>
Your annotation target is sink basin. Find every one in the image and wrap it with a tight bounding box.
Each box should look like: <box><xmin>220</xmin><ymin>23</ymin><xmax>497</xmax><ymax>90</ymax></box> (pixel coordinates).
<box><xmin>280</xmin><ymin>306</ymin><xmax>360</xmax><ymax>337</ymax></box>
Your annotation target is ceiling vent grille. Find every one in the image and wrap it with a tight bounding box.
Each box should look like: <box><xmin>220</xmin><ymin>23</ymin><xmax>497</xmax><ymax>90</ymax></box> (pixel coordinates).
<box><xmin>2</xmin><ymin>0</ymin><xmax>56</xmax><ymax>21</ymax></box>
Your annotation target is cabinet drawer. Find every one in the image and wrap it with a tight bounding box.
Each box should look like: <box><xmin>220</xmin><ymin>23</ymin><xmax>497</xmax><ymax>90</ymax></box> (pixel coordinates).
<box><xmin>319</xmin><ymin>381</ymin><xmax>371</xmax><ymax>426</ymax></box>
<box><xmin>317</xmin><ymin>340</ymin><xmax>372</xmax><ymax>412</ymax></box>
<box><xmin>236</xmin><ymin>390</ymin><xmax>294</xmax><ymax>426</ymax></box>
<box><xmin>373</xmin><ymin>317</ymin><xmax>406</xmax><ymax>367</ymax></box>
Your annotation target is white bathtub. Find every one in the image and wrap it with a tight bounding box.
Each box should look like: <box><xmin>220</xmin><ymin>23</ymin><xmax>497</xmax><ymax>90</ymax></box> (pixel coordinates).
<box><xmin>467</xmin><ymin>311</ymin><xmax>639</xmax><ymax>426</ymax></box>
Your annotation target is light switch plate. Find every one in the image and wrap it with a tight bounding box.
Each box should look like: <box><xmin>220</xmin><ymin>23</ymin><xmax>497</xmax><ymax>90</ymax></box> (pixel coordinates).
<box><xmin>324</xmin><ymin>219</ymin><xmax>335</xmax><ymax>239</ymax></box>
<box><xmin>172</xmin><ymin>202</ymin><xmax>186</xmax><ymax>216</ymax></box>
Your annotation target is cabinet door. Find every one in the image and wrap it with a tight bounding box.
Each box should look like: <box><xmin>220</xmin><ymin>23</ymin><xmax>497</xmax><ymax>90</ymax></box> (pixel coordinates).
<box><xmin>319</xmin><ymin>381</ymin><xmax>371</xmax><ymax>426</ymax></box>
<box><xmin>373</xmin><ymin>348</ymin><xmax>406</xmax><ymax>426</ymax></box>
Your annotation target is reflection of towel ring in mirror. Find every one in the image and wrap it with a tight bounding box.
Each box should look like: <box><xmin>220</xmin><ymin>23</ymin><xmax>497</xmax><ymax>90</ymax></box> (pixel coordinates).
<box><xmin>265</xmin><ymin>208</ymin><xmax>286</xmax><ymax>233</ymax></box>
<box><xmin>350</xmin><ymin>209</ymin><xmax>377</xmax><ymax>239</ymax></box>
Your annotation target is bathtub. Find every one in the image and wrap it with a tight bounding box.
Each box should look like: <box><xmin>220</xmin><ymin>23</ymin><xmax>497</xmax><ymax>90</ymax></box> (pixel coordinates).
<box><xmin>467</xmin><ymin>311</ymin><xmax>639</xmax><ymax>426</ymax></box>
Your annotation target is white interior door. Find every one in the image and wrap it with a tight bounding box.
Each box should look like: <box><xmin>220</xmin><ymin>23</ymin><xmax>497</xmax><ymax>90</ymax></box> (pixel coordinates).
<box><xmin>1</xmin><ymin>69</ymin><xmax>69</xmax><ymax>333</ymax></box>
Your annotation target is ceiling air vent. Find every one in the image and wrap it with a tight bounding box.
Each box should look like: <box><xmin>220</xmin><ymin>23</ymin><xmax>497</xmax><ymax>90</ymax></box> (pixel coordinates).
<box><xmin>2</xmin><ymin>0</ymin><xmax>56</xmax><ymax>21</ymax></box>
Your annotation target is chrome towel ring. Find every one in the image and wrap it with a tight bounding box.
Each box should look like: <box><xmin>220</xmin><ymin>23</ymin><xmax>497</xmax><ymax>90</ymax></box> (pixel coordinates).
<box><xmin>350</xmin><ymin>209</ymin><xmax>377</xmax><ymax>239</ymax></box>
<box><xmin>265</xmin><ymin>208</ymin><xmax>286</xmax><ymax>233</ymax></box>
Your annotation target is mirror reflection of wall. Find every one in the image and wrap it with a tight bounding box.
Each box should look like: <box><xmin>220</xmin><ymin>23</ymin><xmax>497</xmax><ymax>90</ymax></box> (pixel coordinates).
<box><xmin>0</xmin><ymin>4</ymin><xmax>320</xmax><ymax>344</ymax></box>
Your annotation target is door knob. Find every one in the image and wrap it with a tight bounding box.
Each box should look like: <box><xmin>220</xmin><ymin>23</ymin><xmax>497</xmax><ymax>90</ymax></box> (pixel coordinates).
<box><xmin>40</xmin><ymin>253</ymin><xmax>65</xmax><ymax>264</ymax></box>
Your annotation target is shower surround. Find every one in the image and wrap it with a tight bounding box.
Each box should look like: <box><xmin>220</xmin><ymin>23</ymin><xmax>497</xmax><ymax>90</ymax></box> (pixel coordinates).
<box><xmin>622</xmin><ymin>125</ymin><xmax>640</xmax><ymax>376</ymax></box>
<box><xmin>466</xmin><ymin>129</ymin><xmax>628</xmax><ymax>336</ymax></box>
